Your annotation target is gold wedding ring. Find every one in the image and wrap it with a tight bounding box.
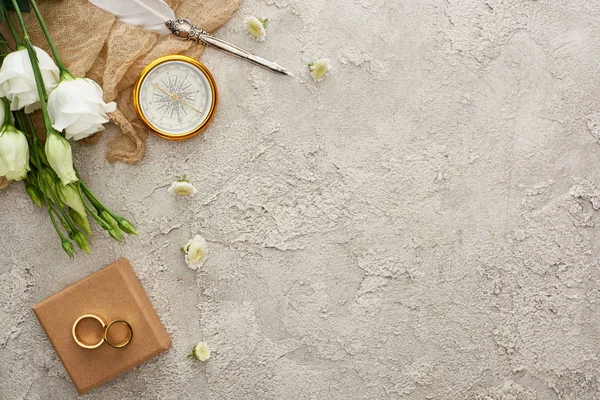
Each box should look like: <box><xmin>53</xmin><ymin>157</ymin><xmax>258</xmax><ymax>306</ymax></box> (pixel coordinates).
<box><xmin>104</xmin><ymin>320</ymin><xmax>133</xmax><ymax>348</ymax></box>
<box><xmin>72</xmin><ymin>314</ymin><xmax>133</xmax><ymax>349</ymax></box>
<box><xmin>72</xmin><ymin>314</ymin><xmax>106</xmax><ymax>349</ymax></box>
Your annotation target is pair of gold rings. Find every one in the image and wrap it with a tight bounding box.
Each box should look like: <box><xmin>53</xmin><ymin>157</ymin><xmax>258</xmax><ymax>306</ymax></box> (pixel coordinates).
<box><xmin>72</xmin><ymin>314</ymin><xmax>133</xmax><ymax>349</ymax></box>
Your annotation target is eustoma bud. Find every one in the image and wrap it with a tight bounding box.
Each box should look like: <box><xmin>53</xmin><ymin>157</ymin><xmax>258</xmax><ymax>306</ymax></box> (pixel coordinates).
<box><xmin>24</xmin><ymin>181</ymin><xmax>42</xmax><ymax>207</ymax></box>
<box><xmin>0</xmin><ymin>123</ymin><xmax>30</xmax><ymax>181</ymax></box>
<box><xmin>71</xmin><ymin>231</ymin><xmax>90</xmax><ymax>254</ymax></box>
<box><xmin>44</xmin><ymin>132</ymin><xmax>77</xmax><ymax>185</ymax></box>
<box><xmin>117</xmin><ymin>218</ymin><xmax>137</xmax><ymax>235</ymax></box>
<box><xmin>69</xmin><ymin>208</ymin><xmax>92</xmax><ymax>236</ymax></box>
<box><xmin>61</xmin><ymin>239</ymin><xmax>75</xmax><ymax>258</ymax></box>
<box><xmin>59</xmin><ymin>183</ymin><xmax>86</xmax><ymax>219</ymax></box>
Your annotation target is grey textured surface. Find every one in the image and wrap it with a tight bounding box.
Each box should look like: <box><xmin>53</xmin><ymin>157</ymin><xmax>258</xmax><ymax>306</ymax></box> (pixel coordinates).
<box><xmin>2</xmin><ymin>0</ymin><xmax>600</xmax><ymax>399</ymax></box>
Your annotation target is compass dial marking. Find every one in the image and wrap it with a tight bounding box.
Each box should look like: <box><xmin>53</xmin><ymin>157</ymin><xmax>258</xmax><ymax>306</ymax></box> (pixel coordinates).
<box><xmin>138</xmin><ymin>60</ymin><xmax>215</xmax><ymax>137</ymax></box>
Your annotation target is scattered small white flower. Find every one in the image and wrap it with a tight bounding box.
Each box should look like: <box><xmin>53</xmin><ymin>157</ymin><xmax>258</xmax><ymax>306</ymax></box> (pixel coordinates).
<box><xmin>188</xmin><ymin>342</ymin><xmax>211</xmax><ymax>361</ymax></box>
<box><xmin>244</xmin><ymin>16</ymin><xmax>268</xmax><ymax>42</ymax></box>
<box><xmin>183</xmin><ymin>234</ymin><xmax>207</xmax><ymax>269</ymax></box>
<box><xmin>308</xmin><ymin>58</ymin><xmax>331</xmax><ymax>82</ymax></box>
<box><xmin>168</xmin><ymin>175</ymin><xmax>197</xmax><ymax>197</ymax></box>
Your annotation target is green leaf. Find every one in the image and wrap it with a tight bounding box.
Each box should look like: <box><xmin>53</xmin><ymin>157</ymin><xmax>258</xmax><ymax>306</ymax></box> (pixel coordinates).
<box><xmin>2</xmin><ymin>0</ymin><xmax>29</xmax><ymax>12</ymax></box>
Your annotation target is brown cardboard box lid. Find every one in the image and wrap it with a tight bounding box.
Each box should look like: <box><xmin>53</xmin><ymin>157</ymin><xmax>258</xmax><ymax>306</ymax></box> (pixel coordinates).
<box><xmin>32</xmin><ymin>258</ymin><xmax>172</xmax><ymax>395</ymax></box>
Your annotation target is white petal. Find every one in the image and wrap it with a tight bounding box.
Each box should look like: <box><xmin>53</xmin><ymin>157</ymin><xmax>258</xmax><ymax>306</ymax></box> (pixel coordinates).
<box><xmin>104</xmin><ymin>101</ymin><xmax>117</xmax><ymax>113</ymax></box>
<box><xmin>65</xmin><ymin>124</ymin><xmax>104</xmax><ymax>141</ymax></box>
<box><xmin>33</xmin><ymin>46</ymin><xmax>60</xmax><ymax>74</ymax></box>
<box><xmin>23</xmin><ymin>101</ymin><xmax>41</xmax><ymax>113</ymax></box>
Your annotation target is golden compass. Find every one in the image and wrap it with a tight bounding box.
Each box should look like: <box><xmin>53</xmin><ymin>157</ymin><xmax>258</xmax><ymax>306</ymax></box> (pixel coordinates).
<box><xmin>133</xmin><ymin>55</ymin><xmax>218</xmax><ymax>140</ymax></box>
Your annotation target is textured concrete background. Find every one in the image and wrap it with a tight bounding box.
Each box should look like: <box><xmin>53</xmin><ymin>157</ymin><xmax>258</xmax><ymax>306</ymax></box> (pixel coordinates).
<box><xmin>2</xmin><ymin>0</ymin><xmax>600</xmax><ymax>398</ymax></box>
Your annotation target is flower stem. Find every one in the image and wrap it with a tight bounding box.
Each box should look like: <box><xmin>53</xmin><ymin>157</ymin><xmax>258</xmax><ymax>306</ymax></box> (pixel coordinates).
<box><xmin>49</xmin><ymin>207</ymin><xmax>75</xmax><ymax>257</ymax></box>
<box><xmin>47</xmin><ymin>182</ymin><xmax>80</xmax><ymax>234</ymax></box>
<box><xmin>2</xmin><ymin>5</ymin><xmax>23</xmax><ymax>48</ymax></box>
<box><xmin>79</xmin><ymin>190</ymin><xmax>114</xmax><ymax>232</ymax></box>
<box><xmin>78</xmin><ymin>181</ymin><xmax>118</xmax><ymax>222</ymax></box>
<box><xmin>8</xmin><ymin>0</ymin><xmax>54</xmax><ymax>132</ymax></box>
<box><xmin>13</xmin><ymin>111</ymin><xmax>37</xmax><ymax>166</ymax></box>
<box><xmin>22</xmin><ymin>109</ymin><xmax>73</xmax><ymax>253</ymax></box>
<box><xmin>47</xmin><ymin>194</ymin><xmax>75</xmax><ymax>256</ymax></box>
<box><xmin>14</xmin><ymin>110</ymin><xmax>30</xmax><ymax>136</ymax></box>
<box><xmin>29</xmin><ymin>0</ymin><xmax>69</xmax><ymax>74</ymax></box>
<box><xmin>78</xmin><ymin>180</ymin><xmax>135</xmax><ymax>236</ymax></box>
<box><xmin>27</xmin><ymin>136</ymin><xmax>45</xmax><ymax>200</ymax></box>
<box><xmin>1</xmin><ymin>98</ymin><xmax>11</xmax><ymax>125</ymax></box>
<box><xmin>79</xmin><ymin>180</ymin><xmax>119</xmax><ymax>219</ymax></box>
<box><xmin>78</xmin><ymin>180</ymin><xmax>118</xmax><ymax>221</ymax></box>
<box><xmin>0</xmin><ymin>31</ymin><xmax>10</xmax><ymax>54</ymax></box>
<box><xmin>78</xmin><ymin>181</ymin><xmax>104</xmax><ymax>211</ymax></box>
<box><xmin>48</xmin><ymin>207</ymin><xmax>65</xmax><ymax>237</ymax></box>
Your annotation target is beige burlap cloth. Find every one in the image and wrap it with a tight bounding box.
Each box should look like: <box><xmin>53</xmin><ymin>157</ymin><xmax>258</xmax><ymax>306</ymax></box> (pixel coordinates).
<box><xmin>29</xmin><ymin>0</ymin><xmax>240</xmax><ymax>162</ymax></box>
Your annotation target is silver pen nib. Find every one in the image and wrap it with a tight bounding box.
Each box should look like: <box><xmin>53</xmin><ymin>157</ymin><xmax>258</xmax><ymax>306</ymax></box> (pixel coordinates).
<box><xmin>166</xmin><ymin>19</ymin><xmax>293</xmax><ymax>77</ymax></box>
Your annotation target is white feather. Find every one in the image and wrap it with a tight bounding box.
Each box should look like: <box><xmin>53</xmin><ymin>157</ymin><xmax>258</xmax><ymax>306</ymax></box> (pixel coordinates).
<box><xmin>88</xmin><ymin>0</ymin><xmax>176</xmax><ymax>35</ymax></box>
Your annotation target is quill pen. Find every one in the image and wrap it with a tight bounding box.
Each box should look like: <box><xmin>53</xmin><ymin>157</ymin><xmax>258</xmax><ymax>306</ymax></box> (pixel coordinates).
<box><xmin>88</xmin><ymin>0</ymin><xmax>293</xmax><ymax>76</ymax></box>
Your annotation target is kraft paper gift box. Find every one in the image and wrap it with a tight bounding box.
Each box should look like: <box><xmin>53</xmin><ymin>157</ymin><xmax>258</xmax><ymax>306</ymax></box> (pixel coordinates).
<box><xmin>32</xmin><ymin>258</ymin><xmax>171</xmax><ymax>395</ymax></box>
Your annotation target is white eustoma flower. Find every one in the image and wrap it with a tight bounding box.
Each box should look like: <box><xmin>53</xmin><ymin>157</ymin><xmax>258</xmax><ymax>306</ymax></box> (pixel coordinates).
<box><xmin>45</xmin><ymin>132</ymin><xmax>77</xmax><ymax>185</ymax></box>
<box><xmin>190</xmin><ymin>342</ymin><xmax>210</xmax><ymax>361</ymax></box>
<box><xmin>0</xmin><ymin>47</ymin><xmax>59</xmax><ymax>113</ymax></box>
<box><xmin>244</xmin><ymin>16</ymin><xmax>267</xmax><ymax>42</ymax></box>
<box><xmin>308</xmin><ymin>58</ymin><xmax>331</xmax><ymax>82</ymax></box>
<box><xmin>168</xmin><ymin>176</ymin><xmax>197</xmax><ymax>197</ymax></box>
<box><xmin>48</xmin><ymin>77</ymin><xmax>116</xmax><ymax>141</ymax></box>
<box><xmin>184</xmin><ymin>235</ymin><xmax>207</xmax><ymax>269</ymax></box>
<box><xmin>0</xmin><ymin>124</ymin><xmax>29</xmax><ymax>181</ymax></box>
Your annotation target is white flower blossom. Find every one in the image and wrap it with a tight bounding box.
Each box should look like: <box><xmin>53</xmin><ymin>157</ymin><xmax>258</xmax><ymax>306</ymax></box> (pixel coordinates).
<box><xmin>183</xmin><ymin>235</ymin><xmax>207</xmax><ymax>270</ymax></box>
<box><xmin>0</xmin><ymin>47</ymin><xmax>59</xmax><ymax>113</ymax></box>
<box><xmin>244</xmin><ymin>16</ymin><xmax>268</xmax><ymax>42</ymax></box>
<box><xmin>308</xmin><ymin>58</ymin><xmax>331</xmax><ymax>82</ymax></box>
<box><xmin>189</xmin><ymin>342</ymin><xmax>210</xmax><ymax>361</ymax></box>
<box><xmin>48</xmin><ymin>76</ymin><xmax>116</xmax><ymax>141</ymax></box>
<box><xmin>168</xmin><ymin>176</ymin><xmax>197</xmax><ymax>197</ymax></box>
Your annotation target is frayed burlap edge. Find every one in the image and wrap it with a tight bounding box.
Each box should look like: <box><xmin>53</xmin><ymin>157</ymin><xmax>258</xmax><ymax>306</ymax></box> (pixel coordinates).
<box><xmin>106</xmin><ymin>109</ymin><xmax>148</xmax><ymax>164</ymax></box>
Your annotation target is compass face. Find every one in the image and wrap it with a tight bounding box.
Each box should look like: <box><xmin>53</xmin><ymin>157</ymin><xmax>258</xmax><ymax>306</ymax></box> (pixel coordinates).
<box><xmin>134</xmin><ymin>56</ymin><xmax>217</xmax><ymax>140</ymax></box>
